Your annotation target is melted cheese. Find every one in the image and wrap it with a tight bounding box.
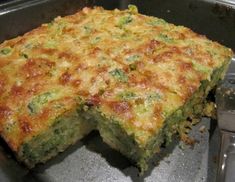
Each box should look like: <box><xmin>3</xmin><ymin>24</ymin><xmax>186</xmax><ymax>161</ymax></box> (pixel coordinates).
<box><xmin>0</xmin><ymin>6</ymin><xmax>233</xmax><ymax>151</ymax></box>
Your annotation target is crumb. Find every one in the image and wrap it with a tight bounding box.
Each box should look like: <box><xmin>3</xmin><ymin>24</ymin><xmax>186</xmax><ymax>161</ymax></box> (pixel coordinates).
<box><xmin>179</xmin><ymin>143</ymin><xmax>186</xmax><ymax>150</ymax></box>
<box><xmin>199</xmin><ymin>125</ymin><xmax>206</xmax><ymax>133</ymax></box>
<box><xmin>203</xmin><ymin>101</ymin><xmax>216</xmax><ymax>119</ymax></box>
<box><xmin>192</xmin><ymin>118</ymin><xmax>200</xmax><ymax>125</ymax></box>
<box><xmin>180</xmin><ymin>133</ymin><xmax>196</xmax><ymax>146</ymax></box>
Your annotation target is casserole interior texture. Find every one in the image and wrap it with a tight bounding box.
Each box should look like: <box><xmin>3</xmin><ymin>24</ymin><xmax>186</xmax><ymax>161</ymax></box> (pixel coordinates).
<box><xmin>0</xmin><ymin>5</ymin><xmax>233</xmax><ymax>172</ymax></box>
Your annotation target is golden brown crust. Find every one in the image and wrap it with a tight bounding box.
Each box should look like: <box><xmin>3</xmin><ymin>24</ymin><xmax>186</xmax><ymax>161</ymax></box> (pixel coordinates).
<box><xmin>0</xmin><ymin>6</ymin><xmax>233</xmax><ymax>151</ymax></box>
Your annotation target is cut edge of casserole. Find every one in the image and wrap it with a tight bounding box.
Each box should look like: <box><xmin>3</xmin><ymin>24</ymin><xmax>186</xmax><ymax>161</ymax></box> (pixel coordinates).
<box><xmin>17</xmin><ymin>107</ymin><xmax>96</xmax><ymax>168</ymax></box>
<box><xmin>0</xmin><ymin>5</ymin><xmax>233</xmax><ymax>172</ymax></box>
<box><xmin>90</xmin><ymin>59</ymin><xmax>231</xmax><ymax>172</ymax></box>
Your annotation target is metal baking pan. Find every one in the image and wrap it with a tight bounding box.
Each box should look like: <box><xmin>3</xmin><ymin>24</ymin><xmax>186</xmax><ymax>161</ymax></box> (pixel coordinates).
<box><xmin>0</xmin><ymin>0</ymin><xmax>234</xmax><ymax>181</ymax></box>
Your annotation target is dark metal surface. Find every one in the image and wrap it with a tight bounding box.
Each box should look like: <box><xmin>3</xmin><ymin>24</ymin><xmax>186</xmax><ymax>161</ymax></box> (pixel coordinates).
<box><xmin>0</xmin><ymin>0</ymin><xmax>234</xmax><ymax>181</ymax></box>
<box><xmin>216</xmin><ymin>58</ymin><xmax>235</xmax><ymax>182</ymax></box>
<box><xmin>0</xmin><ymin>0</ymin><xmax>235</xmax><ymax>50</ymax></box>
<box><xmin>92</xmin><ymin>0</ymin><xmax>235</xmax><ymax>51</ymax></box>
<box><xmin>0</xmin><ymin>0</ymin><xmax>90</xmax><ymax>43</ymax></box>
